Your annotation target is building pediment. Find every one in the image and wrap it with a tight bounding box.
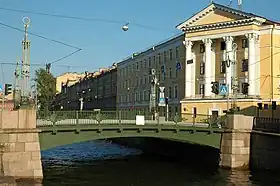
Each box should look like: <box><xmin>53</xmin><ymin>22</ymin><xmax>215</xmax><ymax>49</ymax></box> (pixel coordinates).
<box><xmin>176</xmin><ymin>3</ymin><xmax>277</xmax><ymax>31</ymax></box>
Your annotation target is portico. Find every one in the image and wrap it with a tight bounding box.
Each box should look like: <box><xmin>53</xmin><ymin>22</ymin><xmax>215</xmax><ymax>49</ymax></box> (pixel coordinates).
<box><xmin>177</xmin><ymin>2</ymin><xmax>280</xmax><ymax>118</ymax></box>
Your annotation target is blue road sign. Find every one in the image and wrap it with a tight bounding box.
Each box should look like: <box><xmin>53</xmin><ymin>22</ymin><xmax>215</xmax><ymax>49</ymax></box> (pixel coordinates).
<box><xmin>176</xmin><ymin>62</ymin><xmax>181</xmax><ymax>71</ymax></box>
<box><xmin>0</xmin><ymin>85</ymin><xmax>2</xmax><ymax>92</ymax></box>
<box><xmin>158</xmin><ymin>97</ymin><xmax>166</xmax><ymax>107</ymax></box>
<box><xmin>219</xmin><ymin>84</ymin><xmax>228</xmax><ymax>96</ymax></box>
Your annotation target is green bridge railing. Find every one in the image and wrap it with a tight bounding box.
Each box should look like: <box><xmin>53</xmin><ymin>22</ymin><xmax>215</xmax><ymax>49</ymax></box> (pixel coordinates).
<box><xmin>36</xmin><ymin>111</ymin><xmax>226</xmax><ymax>129</ymax></box>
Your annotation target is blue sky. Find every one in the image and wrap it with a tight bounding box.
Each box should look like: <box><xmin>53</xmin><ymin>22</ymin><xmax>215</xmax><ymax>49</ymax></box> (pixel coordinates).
<box><xmin>0</xmin><ymin>0</ymin><xmax>279</xmax><ymax>84</ymax></box>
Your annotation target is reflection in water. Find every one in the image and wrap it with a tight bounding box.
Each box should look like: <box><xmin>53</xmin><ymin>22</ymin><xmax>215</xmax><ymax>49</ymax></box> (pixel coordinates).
<box><xmin>1</xmin><ymin>140</ymin><xmax>280</xmax><ymax>185</ymax></box>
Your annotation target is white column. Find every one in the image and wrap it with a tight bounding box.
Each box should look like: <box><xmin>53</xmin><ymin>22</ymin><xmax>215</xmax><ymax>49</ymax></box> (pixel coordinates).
<box><xmin>211</xmin><ymin>41</ymin><xmax>216</xmax><ymax>88</ymax></box>
<box><xmin>223</xmin><ymin>36</ymin><xmax>234</xmax><ymax>95</ymax></box>
<box><xmin>255</xmin><ymin>35</ymin><xmax>260</xmax><ymax>96</ymax></box>
<box><xmin>184</xmin><ymin>40</ymin><xmax>193</xmax><ymax>98</ymax></box>
<box><xmin>191</xmin><ymin>52</ymin><xmax>196</xmax><ymax>97</ymax></box>
<box><xmin>202</xmin><ymin>38</ymin><xmax>212</xmax><ymax>97</ymax></box>
<box><xmin>246</xmin><ymin>33</ymin><xmax>258</xmax><ymax>96</ymax></box>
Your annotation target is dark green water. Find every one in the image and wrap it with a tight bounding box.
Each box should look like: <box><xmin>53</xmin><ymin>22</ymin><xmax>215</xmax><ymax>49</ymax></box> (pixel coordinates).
<box><xmin>2</xmin><ymin>141</ymin><xmax>280</xmax><ymax>185</ymax></box>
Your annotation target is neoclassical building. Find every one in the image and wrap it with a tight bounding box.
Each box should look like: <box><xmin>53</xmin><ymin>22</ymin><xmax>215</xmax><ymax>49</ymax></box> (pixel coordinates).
<box><xmin>177</xmin><ymin>3</ymin><xmax>280</xmax><ymax>119</ymax></box>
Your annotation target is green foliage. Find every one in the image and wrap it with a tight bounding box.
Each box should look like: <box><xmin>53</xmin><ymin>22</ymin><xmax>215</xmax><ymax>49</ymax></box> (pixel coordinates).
<box><xmin>34</xmin><ymin>68</ymin><xmax>56</xmax><ymax>114</ymax></box>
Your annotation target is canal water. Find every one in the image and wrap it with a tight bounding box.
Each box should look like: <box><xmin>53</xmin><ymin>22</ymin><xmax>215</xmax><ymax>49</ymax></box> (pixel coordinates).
<box><xmin>3</xmin><ymin>140</ymin><xmax>280</xmax><ymax>185</ymax></box>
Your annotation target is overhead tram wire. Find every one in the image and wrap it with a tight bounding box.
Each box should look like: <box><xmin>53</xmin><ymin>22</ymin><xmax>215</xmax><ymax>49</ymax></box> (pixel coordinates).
<box><xmin>0</xmin><ymin>21</ymin><xmax>82</xmax><ymax>71</ymax></box>
<box><xmin>0</xmin><ymin>21</ymin><xmax>81</xmax><ymax>50</ymax></box>
<box><xmin>0</xmin><ymin>61</ymin><xmax>102</xmax><ymax>70</ymax></box>
<box><xmin>0</xmin><ymin>6</ymin><xmax>175</xmax><ymax>33</ymax></box>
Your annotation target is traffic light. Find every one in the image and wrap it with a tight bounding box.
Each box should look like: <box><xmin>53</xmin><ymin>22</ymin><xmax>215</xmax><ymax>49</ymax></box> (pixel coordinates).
<box><xmin>242</xmin><ymin>83</ymin><xmax>249</xmax><ymax>95</ymax></box>
<box><xmin>211</xmin><ymin>81</ymin><xmax>219</xmax><ymax>95</ymax></box>
<box><xmin>4</xmin><ymin>84</ymin><xmax>12</xmax><ymax>95</ymax></box>
<box><xmin>272</xmin><ymin>101</ymin><xmax>277</xmax><ymax>110</ymax></box>
<box><xmin>165</xmin><ymin>97</ymin><xmax>169</xmax><ymax>105</ymax></box>
<box><xmin>257</xmin><ymin>103</ymin><xmax>262</xmax><ymax>110</ymax></box>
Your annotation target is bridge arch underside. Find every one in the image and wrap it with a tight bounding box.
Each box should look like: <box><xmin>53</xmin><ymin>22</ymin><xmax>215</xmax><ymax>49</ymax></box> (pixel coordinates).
<box><xmin>39</xmin><ymin>126</ymin><xmax>222</xmax><ymax>151</ymax></box>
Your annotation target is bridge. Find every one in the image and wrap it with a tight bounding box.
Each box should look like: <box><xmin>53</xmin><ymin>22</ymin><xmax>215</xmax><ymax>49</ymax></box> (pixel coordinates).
<box><xmin>0</xmin><ymin>108</ymin><xmax>266</xmax><ymax>180</ymax></box>
<box><xmin>36</xmin><ymin>111</ymin><xmax>225</xmax><ymax>150</ymax></box>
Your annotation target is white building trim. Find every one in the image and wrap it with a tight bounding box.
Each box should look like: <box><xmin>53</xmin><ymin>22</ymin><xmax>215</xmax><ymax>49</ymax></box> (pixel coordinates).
<box><xmin>208</xmin><ymin>108</ymin><xmax>221</xmax><ymax>116</ymax></box>
<box><xmin>186</xmin><ymin>30</ymin><xmax>258</xmax><ymax>42</ymax></box>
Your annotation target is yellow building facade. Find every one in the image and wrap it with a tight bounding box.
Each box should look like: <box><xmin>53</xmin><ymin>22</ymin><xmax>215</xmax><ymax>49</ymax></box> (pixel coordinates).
<box><xmin>117</xmin><ymin>35</ymin><xmax>186</xmax><ymax>118</ymax></box>
<box><xmin>55</xmin><ymin>72</ymin><xmax>85</xmax><ymax>94</ymax></box>
<box><xmin>177</xmin><ymin>3</ymin><xmax>280</xmax><ymax>120</ymax></box>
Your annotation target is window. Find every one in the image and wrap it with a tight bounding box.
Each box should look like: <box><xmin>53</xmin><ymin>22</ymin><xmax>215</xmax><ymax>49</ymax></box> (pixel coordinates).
<box><xmin>148</xmin><ymin>57</ymin><xmax>151</xmax><ymax>67</ymax></box>
<box><xmin>200</xmin><ymin>44</ymin><xmax>205</xmax><ymax>53</ymax></box>
<box><xmin>144</xmin><ymin>59</ymin><xmax>147</xmax><ymax>68</ymax></box>
<box><xmin>199</xmin><ymin>84</ymin><xmax>205</xmax><ymax>95</ymax></box>
<box><xmin>140</xmin><ymin>61</ymin><xmax>142</xmax><ymax>69</ymax></box>
<box><xmin>242</xmin><ymin>59</ymin><xmax>248</xmax><ymax>72</ymax></box>
<box><xmin>200</xmin><ymin>62</ymin><xmax>205</xmax><ymax>75</ymax></box>
<box><xmin>136</xmin><ymin>62</ymin><xmax>139</xmax><ymax>70</ymax></box>
<box><xmin>175</xmin><ymin>106</ymin><xmax>178</xmax><ymax>114</ymax></box>
<box><xmin>169</xmin><ymin>68</ymin><xmax>172</xmax><ymax>78</ymax></box>
<box><xmin>136</xmin><ymin>77</ymin><xmax>138</xmax><ymax>86</ymax></box>
<box><xmin>169</xmin><ymin>49</ymin><xmax>173</xmax><ymax>60</ymax></box>
<box><xmin>164</xmin><ymin>51</ymin><xmax>167</xmax><ymax>62</ymax></box>
<box><xmin>153</xmin><ymin>56</ymin><xmax>156</xmax><ymax>66</ymax></box>
<box><xmin>220</xmin><ymin>61</ymin><xmax>226</xmax><ymax>73</ymax></box>
<box><xmin>169</xmin><ymin>87</ymin><xmax>172</xmax><ymax>98</ymax></box>
<box><xmin>144</xmin><ymin>76</ymin><xmax>147</xmax><ymax>84</ymax></box>
<box><xmin>174</xmin><ymin>85</ymin><xmax>178</xmax><ymax>98</ymax></box>
<box><xmin>176</xmin><ymin>47</ymin><xmax>179</xmax><ymax>59</ymax></box>
<box><xmin>242</xmin><ymin>39</ymin><xmax>248</xmax><ymax>48</ymax></box>
<box><xmin>175</xmin><ymin>70</ymin><xmax>178</xmax><ymax>78</ymax></box>
<box><xmin>135</xmin><ymin>92</ymin><xmax>138</xmax><ymax>102</ymax></box>
<box><xmin>140</xmin><ymin>77</ymin><xmax>143</xmax><ymax>85</ymax></box>
<box><xmin>158</xmin><ymin>53</ymin><xmax>161</xmax><ymax>64</ymax></box>
<box><xmin>221</xmin><ymin>41</ymin><xmax>226</xmax><ymax>50</ymax></box>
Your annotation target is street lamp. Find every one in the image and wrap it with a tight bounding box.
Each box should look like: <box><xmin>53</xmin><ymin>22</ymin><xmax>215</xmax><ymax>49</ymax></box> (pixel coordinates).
<box><xmin>122</xmin><ymin>23</ymin><xmax>129</xmax><ymax>31</ymax></box>
<box><xmin>225</xmin><ymin>42</ymin><xmax>238</xmax><ymax>112</ymax></box>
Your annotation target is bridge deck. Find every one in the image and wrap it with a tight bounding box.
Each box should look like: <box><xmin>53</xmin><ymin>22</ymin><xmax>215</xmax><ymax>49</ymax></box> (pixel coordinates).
<box><xmin>37</xmin><ymin>119</ymin><xmax>223</xmax><ymax>151</ymax></box>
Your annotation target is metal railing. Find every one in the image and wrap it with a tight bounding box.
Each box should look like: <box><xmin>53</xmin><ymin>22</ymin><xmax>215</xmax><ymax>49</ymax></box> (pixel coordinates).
<box><xmin>253</xmin><ymin>117</ymin><xmax>280</xmax><ymax>133</ymax></box>
<box><xmin>181</xmin><ymin>113</ymin><xmax>226</xmax><ymax>129</ymax></box>
<box><xmin>36</xmin><ymin>110</ymin><xmax>226</xmax><ymax>129</ymax></box>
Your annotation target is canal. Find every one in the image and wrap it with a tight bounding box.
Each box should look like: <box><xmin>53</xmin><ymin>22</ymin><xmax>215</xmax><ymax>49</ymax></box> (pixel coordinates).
<box><xmin>3</xmin><ymin>140</ymin><xmax>280</xmax><ymax>185</ymax></box>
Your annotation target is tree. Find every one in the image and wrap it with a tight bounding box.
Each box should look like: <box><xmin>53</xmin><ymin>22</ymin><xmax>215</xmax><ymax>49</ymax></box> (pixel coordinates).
<box><xmin>34</xmin><ymin>68</ymin><xmax>56</xmax><ymax>113</ymax></box>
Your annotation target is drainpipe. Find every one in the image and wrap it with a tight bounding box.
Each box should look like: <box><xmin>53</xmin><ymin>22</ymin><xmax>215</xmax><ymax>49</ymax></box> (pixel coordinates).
<box><xmin>271</xmin><ymin>24</ymin><xmax>276</xmax><ymax>101</ymax></box>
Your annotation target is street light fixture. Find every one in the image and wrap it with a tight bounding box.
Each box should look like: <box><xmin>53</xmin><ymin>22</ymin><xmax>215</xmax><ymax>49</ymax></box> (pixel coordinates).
<box><xmin>122</xmin><ymin>23</ymin><xmax>129</xmax><ymax>31</ymax></box>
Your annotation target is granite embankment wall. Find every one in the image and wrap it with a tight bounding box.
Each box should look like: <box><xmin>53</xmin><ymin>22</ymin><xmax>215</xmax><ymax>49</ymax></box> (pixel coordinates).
<box><xmin>251</xmin><ymin>132</ymin><xmax>280</xmax><ymax>170</ymax></box>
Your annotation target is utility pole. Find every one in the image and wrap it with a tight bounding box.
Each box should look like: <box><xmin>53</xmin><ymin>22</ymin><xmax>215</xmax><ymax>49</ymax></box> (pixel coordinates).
<box><xmin>14</xmin><ymin>61</ymin><xmax>21</xmax><ymax>109</ymax></box>
<box><xmin>226</xmin><ymin>43</ymin><xmax>238</xmax><ymax>112</ymax></box>
<box><xmin>79</xmin><ymin>98</ymin><xmax>84</xmax><ymax>111</ymax></box>
<box><xmin>231</xmin><ymin>43</ymin><xmax>238</xmax><ymax>111</ymax></box>
<box><xmin>149</xmin><ymin>68</ymin><xmax>158</xmax><ymax>120</ymax></box>
<box><xmin>20</xmin><ymin>17</ymin><xmax>31</xmax><ymax>106</ymax></box>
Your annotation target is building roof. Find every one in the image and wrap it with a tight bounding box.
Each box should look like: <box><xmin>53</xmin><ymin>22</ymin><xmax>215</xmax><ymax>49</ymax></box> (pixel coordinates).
<box><xmin>117</xmin><ymin>33</ymin><xmax>184</xmax><ymax>66</ymax></box>
<box><xmin>176</xmin><ymin>2</ymin><xmax>279</xmax><ymax>30</ymax></box>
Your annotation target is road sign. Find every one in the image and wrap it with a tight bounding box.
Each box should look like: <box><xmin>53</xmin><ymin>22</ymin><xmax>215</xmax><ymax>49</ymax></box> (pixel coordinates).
<box><xmin>159</xmin><ymin>87</ymin><xmax>165</xmax><ymax>92</ymax></box>
<box><xmin>219</xmin><ymin>84</ymin><xmax>228</xmax><ymax>96</ymax></box>
<box><xmin>0</xmin><ymin>85</ymin><xmax>2</xmax><ymax>92</ymax></box>
<box><xmin>158</xmin><ymin>97</ymin><xmax>166</xmax><ymax>107</ymax></box>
